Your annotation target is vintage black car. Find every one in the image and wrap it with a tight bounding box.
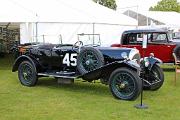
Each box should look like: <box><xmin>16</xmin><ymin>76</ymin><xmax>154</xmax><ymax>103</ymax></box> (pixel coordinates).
<box><xmin>12</xmin><ymin>34</ymin><xmax>164</xmax><ymax>100</ymax></box>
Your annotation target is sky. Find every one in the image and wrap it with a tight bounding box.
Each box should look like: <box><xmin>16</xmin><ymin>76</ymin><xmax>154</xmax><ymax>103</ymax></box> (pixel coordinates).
<box><xmin>116</xmin><ymin>0</ymin><xmax>180</xmax><ymax>12</ymax></box>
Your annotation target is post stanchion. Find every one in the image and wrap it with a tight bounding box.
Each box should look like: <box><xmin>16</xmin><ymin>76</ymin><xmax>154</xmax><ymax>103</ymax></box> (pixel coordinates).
<box><xmin>134</xmin><ymin>34</ymin><xmax>148</xmax><ymax>109</ymax></box>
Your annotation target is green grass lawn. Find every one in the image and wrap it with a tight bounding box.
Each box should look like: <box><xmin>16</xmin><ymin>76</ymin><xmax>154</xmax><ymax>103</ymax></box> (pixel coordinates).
<box><xmin>0</xmin><ymin>55</ymin><xmax>180</xmax><ymax>120</ymax></box>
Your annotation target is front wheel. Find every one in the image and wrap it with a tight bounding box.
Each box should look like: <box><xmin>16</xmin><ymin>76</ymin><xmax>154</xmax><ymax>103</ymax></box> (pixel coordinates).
<box><xmin>18</xmin><ymin>61</ymin><xmax>38</xmax><ymax>86</ymax></box>
<box><xmin>144</xmin><ymin>64</ymin><xmax>164</xmax><ymax>90</ymax></box>
<box><xmin>109</xmin><ymin>68</ymin><xmax>141</xmax><ymax>100</ymax></box>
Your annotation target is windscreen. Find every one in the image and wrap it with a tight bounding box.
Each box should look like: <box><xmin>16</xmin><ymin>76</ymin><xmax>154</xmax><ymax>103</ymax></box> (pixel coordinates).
<box><xmin>77</xmin><ymin>34</ymin><xmax>101</xmax><ymax>46</ymax></box>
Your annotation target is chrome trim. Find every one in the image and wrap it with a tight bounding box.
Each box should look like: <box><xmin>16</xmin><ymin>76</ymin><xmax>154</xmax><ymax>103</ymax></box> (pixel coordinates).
<box><xmin>127</xmin><ymin>60</ymin><xmax>140</xmax><ymax>68</ymax></box>
<box><xmin>128</xmin><ymin>49</ymin><xmax>140</xmax><ymax>60</ymax></box>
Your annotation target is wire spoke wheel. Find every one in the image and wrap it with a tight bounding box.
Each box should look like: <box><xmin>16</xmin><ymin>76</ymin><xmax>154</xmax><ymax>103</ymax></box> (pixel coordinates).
<box><xmin>77</xmin><ymin>47</ymin><xmax>104</xmax><ymax>81</ymax></box>
<box><xmin>149</xmin><ymin>70</ymin><xmax>161</xmax><ymax>82</ymax></box>
<box><xmin>81</xmin><ymin>51</ymin><xmax>99</xmax><ymax>72</ymax></box>
<box><xmin>77</xmin><ymin>47</ymin><xmax>104</xmax><ymax>73</ymax></box>
<box><xmin>146</xmin><ymin>64</ymin><xmax>164</xmax><ymax>90</ymax></box>
<box><xmin>18</xmin><ymin>61</ymin><xmax>37</xmax><ymax>86</ymax></box>
<box><xmin>109</xmin><ymin>68</ymin><xmax>141</xmax><ymax>100</ymax></box>
<box><xmin>112</xmin><ymin>72</ymin><xmax>135</xmax><ymax>97</ymax></box>
<box><xmin>21</xmin><ymin>63</ymin><xmax>33</xmax><ymax>83</ymax></box>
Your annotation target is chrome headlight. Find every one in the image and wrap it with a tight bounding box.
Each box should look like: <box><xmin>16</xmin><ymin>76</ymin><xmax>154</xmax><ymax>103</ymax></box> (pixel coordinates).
<box><xmin>129</xmin><ymin>49</ymin><xmax>141</xmax><ymax>64</ymax></box>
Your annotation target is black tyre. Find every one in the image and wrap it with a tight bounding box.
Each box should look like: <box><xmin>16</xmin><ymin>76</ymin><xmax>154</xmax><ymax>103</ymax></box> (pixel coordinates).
<box><xmin>18</xmin><ymin>61</ymin><xmax>38</xmax><ymax>86</ymax></box>
<box><xmin>144</xmin><ymin>64</ymin><xmax>164</xmax><ymax>90</ymax></box>
<box><xmin>173</xmin><ymin>45</ymin><xmax>180</xmax><ymax>60</ymax></box>
<box><xmin>77</xmin><ymin>47</ymin><xmax>104</xmax><ymax>75</ymax></box>
<box><xmin>109</xmin><ymin>68</ymin><xmax>141</xmax><ymax>100</ymax></box>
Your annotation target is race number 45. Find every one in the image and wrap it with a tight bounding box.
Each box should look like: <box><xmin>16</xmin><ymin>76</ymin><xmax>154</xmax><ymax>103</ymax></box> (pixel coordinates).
<box><xmin>63</xmin><ymin>53</ymin><xmax>77</xmax><ymax>66</ymax></box>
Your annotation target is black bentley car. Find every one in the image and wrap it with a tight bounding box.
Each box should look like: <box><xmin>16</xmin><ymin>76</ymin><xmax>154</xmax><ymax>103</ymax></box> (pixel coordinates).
<box><xmin>12</xmin><ymin>34</ymin><xmax>164</xmax><ymax>100</ymax></box>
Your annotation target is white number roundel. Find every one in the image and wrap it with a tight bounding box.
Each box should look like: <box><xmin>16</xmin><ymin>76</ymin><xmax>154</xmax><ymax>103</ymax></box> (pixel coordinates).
<box><xmin>63</xmin><ymin>53</ymin><xmax>77</xmax><ymax>66</ymax></box>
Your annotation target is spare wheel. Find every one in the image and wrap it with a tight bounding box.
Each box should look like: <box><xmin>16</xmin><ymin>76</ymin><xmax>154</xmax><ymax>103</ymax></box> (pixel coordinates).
<box><xmin>77</xmin><ymin>47</ymin><xmax>104</xmax><ymax>76</ymax></box>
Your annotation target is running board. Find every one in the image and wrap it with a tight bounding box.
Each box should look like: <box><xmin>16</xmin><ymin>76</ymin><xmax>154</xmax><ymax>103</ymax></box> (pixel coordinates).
<box><xmin>38</xmin><ymin>72</ymin><xmax>76</xmax><ymax>79</ymax></box>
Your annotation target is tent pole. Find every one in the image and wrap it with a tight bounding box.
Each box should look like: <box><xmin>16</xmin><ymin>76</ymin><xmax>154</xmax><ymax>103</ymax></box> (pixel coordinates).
<box><xmin>35</xmin><ymin>14</ymin><xmax>38</xmax><ymax>43</ymax></box>
<box><xmin>35</xmin><ymin>22</ymin><xmax>38</xmax><ymax>43</ymax></box>
<box><xmin>93</xmin><ymin>23</ymin><xmax>95</xmax><ymax>44</ymax></box>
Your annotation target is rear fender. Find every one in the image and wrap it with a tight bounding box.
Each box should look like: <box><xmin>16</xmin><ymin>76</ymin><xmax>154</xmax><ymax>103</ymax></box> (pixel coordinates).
<box><xmin>78</xmin><ymin>61</ymin><xmax>140</xmax><ymax>81</ymax></box>
<box><xmin>12</xmin><ymin>55</ymin><xmax>38</xmax><ymax>72</ymax></box>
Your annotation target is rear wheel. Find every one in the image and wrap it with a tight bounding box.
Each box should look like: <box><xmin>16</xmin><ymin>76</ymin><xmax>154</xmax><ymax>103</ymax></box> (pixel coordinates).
<box><xmin>18</xmin><ymin>61</ymin><xmax>37</xmax><ymax>86</ymax></box>
<box><xmin>109</xmin><ymin>68</ymin><xmax>141</xmax><ymax>100</ymax></box>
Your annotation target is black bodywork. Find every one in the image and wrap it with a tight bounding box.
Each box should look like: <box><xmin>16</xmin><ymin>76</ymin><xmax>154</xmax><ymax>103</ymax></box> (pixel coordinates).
<box><xmin>12</xmin><ymin>44</ymin><xmax>139</xmax><ymax>80</ymax></box>
<box><xmin>12</xmin><ymin>41</ymin><xmax>164</xmax><ymax>100</ymax></box>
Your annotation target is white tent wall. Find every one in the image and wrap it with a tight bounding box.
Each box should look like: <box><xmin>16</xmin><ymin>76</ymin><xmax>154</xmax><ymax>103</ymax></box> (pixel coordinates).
<box><xmin>20</xmin><ymin>23</ymin><xmax>95</xmax><ymax>44</ymax></box>
<box><xmin>37</xmin><ymin>23</ymin><xmax>94</xmax><ymax>44</ymax></box>
<box><xmin>20</xmin><ymin>22</ymin><xmax>136</xmax><ymax>46</ymax></box>
<box><xmin>93</xmin><ymin>24</ymin><xmax>136</xmax><ymax>46</ymax></box>
<box><xmin>20</xmin><ymin>23</ymin><xmax>35</xmax><ymax>44</ymax></box>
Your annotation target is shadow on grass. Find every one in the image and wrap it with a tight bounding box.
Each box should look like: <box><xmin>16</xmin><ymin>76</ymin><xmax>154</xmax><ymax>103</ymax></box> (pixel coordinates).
<box><xmin>37</xmin><ymin>77</ymin><xmax>110</xmax><ymax>97</ymax></box>
<box><xmin>0</xmin><ymin>54</ymin><xmax>14</xmax><ymax>70</ymax></box>
<box><xmin>163</xmin><ymin>68</ymin><xmax>175</xmax><ymax>72</ymax></box>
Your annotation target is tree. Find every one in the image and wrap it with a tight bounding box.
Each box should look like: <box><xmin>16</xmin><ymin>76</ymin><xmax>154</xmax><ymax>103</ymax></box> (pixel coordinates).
<box><xmin>93</xmin><ymin>0</ymin><xmax>117</xmax><ymax>10</ymax></box>
<box><xmin>149</xmin><ymin>0</ymin><xmax>180</xmax><ymax>12</ymax></box>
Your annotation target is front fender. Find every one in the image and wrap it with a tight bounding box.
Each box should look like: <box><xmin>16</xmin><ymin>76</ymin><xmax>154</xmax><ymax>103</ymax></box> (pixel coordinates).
<box><xmin>12</xmin><ymin>55</ymin><xmax>37</xmax><ymax>72</ymax></box>
<box><xmin>147</xmin><ymin>57</ymin><xmax>162</xmax><ymax>70</ymax></box>
<box><xmin>78</xmin><ymin>60</ymin><xmax>140</xmax><ymax>81</ymax></box>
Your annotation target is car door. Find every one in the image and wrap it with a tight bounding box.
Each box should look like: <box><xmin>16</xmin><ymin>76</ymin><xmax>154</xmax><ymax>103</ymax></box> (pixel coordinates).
<box><xmin>51</xmin><ymin>47</ymin><xmax>62</xmax><ymax>69</ymax></box>
<box><xmin>38</xmin><ymin>48</ymin><xmax>52</xmax><ymax>67</ymax></box>
<box><xmin>146</xmin><ymin>33</ymin><xmax>175</xmax><ymax>63</ymax></box>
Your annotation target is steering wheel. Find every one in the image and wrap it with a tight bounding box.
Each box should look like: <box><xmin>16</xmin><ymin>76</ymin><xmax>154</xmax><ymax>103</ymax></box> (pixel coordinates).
<box><xmin>72</xmin><ymin>41</ymin><xmax>83</xmax><ymax>48</ymax></box>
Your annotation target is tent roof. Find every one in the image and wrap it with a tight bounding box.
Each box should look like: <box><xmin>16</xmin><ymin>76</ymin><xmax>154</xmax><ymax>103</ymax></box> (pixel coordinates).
<box><xmin>0</xmin><ymin>0</ymin><xmax>137</xmax><ymax>26</ymax></box>
<box><xmin>58</xmin><ymin>0</ymin><xmax>137</xmax><ymax>25</ymax></box>
<box><xmin>0</xmin><ymin>0</ymin><xmax>36</xmax><ymax>22</ymax></box>
<box><xmin>134</xmin><ymin>11</ymin><xmax>180</xmax><ymax>26</ymax></box>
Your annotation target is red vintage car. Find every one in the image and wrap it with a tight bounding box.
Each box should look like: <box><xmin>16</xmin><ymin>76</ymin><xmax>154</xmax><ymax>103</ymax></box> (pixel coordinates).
<box><xmin>111</xmin><ymin>29</ymin><xmax>180</xmax><ymax>63</ymax></box>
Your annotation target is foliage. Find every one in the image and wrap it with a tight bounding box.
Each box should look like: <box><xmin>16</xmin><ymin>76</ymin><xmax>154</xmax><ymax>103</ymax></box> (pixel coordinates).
<box><xmin>93</xmin><ymin>0</ymin><xmax>117</xmax><ymax>10</ymax></box>
<box><xmin>149</xmin><ymin>0</ymin><xmax>180</xmax><ymax>12</ymax></box>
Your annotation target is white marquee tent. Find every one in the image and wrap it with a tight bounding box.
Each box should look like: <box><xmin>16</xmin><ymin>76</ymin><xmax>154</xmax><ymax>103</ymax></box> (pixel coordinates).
<box><xmin>123</xmin><ymin>10</ymin><xmax>180</xmax><ymax>34</ymax></box>
<box><xmin>122</xmin><ymin>10</ymin><xmax>180</xmax><ymax>28</ymax></box>
<box><xmin>138</xmin><ymin>11</ymin><xmax>180</xmax><ymax>26</ymax></box>
<box><xmin>0</xmin><ymin>0</ymin><xmax>138</xmax><ymax>46</ymax></box>
<box><xmin>0</xmin><ymin>0</ymin><xmax>36</xmax><ymax>22</ymax></box>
